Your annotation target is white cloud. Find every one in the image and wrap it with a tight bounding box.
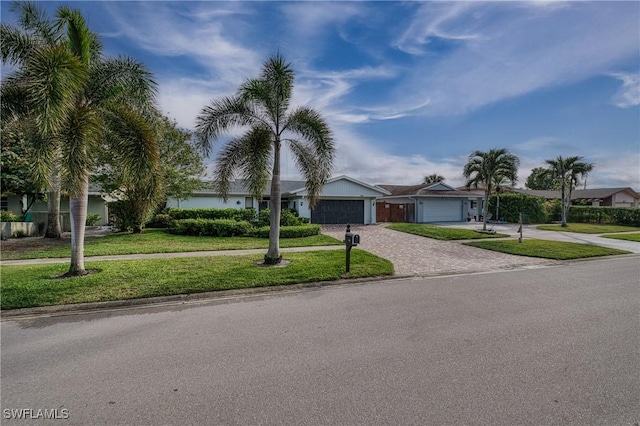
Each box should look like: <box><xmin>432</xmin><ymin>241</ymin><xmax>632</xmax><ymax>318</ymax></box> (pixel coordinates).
<box><xmin>610</xmin><ymin>72</ymin><xmax>640</xmax><ymax>108</ymax></box>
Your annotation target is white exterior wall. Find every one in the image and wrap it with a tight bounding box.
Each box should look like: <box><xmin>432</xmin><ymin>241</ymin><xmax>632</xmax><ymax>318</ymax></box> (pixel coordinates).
<box><xmin>613</xmin><ymin>192</ymin><xmax>638</xmax><ymax>207</ymax></box>
<box><xmin>294</xmin><ymin>179</ymin><xmax>384</xmax><ymax>198</ymax></box>
<box><xmin>167</xmin><ymin>195</ymin><xmax>251</xmax><ymax>210</ymax></box>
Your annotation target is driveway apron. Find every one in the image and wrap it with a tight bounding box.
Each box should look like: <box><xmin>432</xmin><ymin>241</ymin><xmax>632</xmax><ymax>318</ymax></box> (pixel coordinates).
<box><xmin>322</xmin><ymin>224</ymin><xmax>551</xmax><ymax>277</ymax></box>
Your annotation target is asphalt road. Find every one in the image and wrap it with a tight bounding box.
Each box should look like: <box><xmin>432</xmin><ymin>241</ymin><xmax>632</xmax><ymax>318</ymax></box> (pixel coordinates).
<box><xmin>2</xmin><ymin>256</ymin><xmax>639</xmax><ymax>425</ymax></box>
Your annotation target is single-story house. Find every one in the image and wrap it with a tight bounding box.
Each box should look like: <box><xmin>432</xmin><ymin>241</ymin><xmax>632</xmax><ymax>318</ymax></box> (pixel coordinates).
<box><xmin>167</xmin><ymin>175</ymin><xmax>390</xmax><ymax>225</ymax></box>
<box><xmin>376</xmin><ymin>182</ymin><xmax>481</xmax><ymax>223</ymax></box>
<box><xmin>1</xmin><ymin>188</ymin><xmax>111</xmax><ymax>231</ymax></box>
<box><xmin>512</xmin><ymin>187</ymin><xmax>640</xmax><ymax>208</ymax></box>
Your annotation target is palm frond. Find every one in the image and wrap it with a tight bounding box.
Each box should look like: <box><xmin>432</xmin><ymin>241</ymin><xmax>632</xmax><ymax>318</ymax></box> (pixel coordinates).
<box><xmin>87</xmin><ymin>56</ymin><xmax>157</xmax><ymax>113</ymax></box>
<box><xmin>194</xmin><ymin>96</ymin><xmax>255</xmax><ymax>156</ymax></box>
<box><xmin>284</xmin><ymin>106</ymin><xmax>334</xmax><ymax>158</ymax></box>
<box><xmin>55</xmin><ymin>6</ymin><xmax>95</xmax><ymax>66</ymax></box>
<box><xmin>10</xmin><ymin>1</ymin><xmax>59</xmax><ymax>44</ymax></box>
<box><xmin>287</xmin><ymin>139</ymin><xmax>329</xmax><ymax>208</ymax></box>
<box><xmin>0</xmin><ymin>23</ymin><xmax>38</xmax><ymax>65</ymax></box>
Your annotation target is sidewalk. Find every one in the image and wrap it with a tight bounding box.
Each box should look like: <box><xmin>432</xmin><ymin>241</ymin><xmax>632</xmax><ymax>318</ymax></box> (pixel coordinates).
<box><xmin>1</xmin><ymin>245</ymin><xmax>343</xmax><ymax>266</ymax></box>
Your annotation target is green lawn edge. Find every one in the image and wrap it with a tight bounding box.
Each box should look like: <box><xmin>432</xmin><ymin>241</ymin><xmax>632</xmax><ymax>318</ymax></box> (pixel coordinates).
<box><xmin>465</xmin><ymin>239</ymin><xmax>630</xmax><ymax>260</ymax></box>
<box><xmin>387</xmin><ymin>223</ymin><xmax>509</xmax><ymax>240</ymax></box>
<box><xmin>600</xmin><ymin>233</ymin><xmax>640</xmax><ymax>242</ymax></box>
<box><xmin>536</xmin><ymin>224</ymin><xmax>640</xmax><ymax>234</ymax></box>
<box><xmin>1</xmin><ymin>229</ymin><xmax>342</xmax><ymax>260</ymax></box>
<box><xmin>0</xmin><ymin>250</ymin><xmax>393</xmax><ymax>310</ymax></box>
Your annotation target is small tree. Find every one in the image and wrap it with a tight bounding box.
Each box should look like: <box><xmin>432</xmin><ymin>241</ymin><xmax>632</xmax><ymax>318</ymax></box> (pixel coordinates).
<box><xmin>525</xmin><ymin>167</ymin><xmax>558</xmax><ymax>190</ymax></box>
<box><xmin>463</xmin><ymin>148</ymin><xmax>520</xmax><ymax>231</ymax></box>
<box><xmin>195</xmin><ymin>54</ymin><xmax>334</xmax><ymax>264</ymax></box>
<box><xmin>544</xmin><ymin>156</ymin><xmax>594</xmax><ymax>227</ymax></box>
<box><xmin>423</xmin><ymin>174</ymin><xmax>445</xmax><ymax>185</ymax></box>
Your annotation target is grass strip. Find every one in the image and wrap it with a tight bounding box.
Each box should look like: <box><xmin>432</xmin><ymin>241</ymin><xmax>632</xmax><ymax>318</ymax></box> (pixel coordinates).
<box><xmin>600</xmin><ymin>233</ymin><xmax>640</xmax><ymax>242</ymax></box>
<box><xmin>536</xmin><ymin>224</ymin><xmax>640</xmax><ymax>234</ymax></box>
<box><xmin>0</xmin><ymin>250</ymin><xmax>393</xmax><ymax>310</ymax></box>
<box><xmin>0</xmin><ymin>229</ymin><xmax>342</xmax><ymax>260</ymax></box>
<box><xmin>465</xmin><ymin>239</ymin><xmax>630</xmax><ymax>260</ymax></box>
<box><xmin>387</xmin><ymin>223</ymin><xmax>508</xmax><ymax>240</ymax></box>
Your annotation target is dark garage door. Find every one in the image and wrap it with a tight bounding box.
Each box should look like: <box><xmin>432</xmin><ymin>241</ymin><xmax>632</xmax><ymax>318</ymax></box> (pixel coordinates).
<box><xmin>311</xmin><ymin>200</ymin><xmax>364</xmax><ymax>224</ymax></box>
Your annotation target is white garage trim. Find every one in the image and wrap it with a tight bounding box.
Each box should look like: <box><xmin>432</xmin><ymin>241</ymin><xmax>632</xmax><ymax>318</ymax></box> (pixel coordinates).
<box><xmin>421</xmin><ymin>199</ymin><xmax>463</xmax><ymax>222</ymax></box>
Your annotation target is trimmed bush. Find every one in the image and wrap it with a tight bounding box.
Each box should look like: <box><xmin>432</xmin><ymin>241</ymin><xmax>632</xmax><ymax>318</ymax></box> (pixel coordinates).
<box><xmin>0</xmin><ymin>211</ymin><xmax>22</xmax><ymax>222</ymax></box>
<box><xmin>544</xmin><ymin>199</ymin><xmax>562</xmax><ymax>223</ymax></box>
<box><xmin>146</xmin><ymin>213</ymin><xmax>173</xmax><ymax>228</ymax></box>
<box><xmin>167</xmin><ymin>219</ymin><xmax>253</xmax><ymax>237</ymax></box>
<box><xmin>488</xmin><ymin>193</ymin><xmax>547</xmax><ymax>224</ymax></box>
<box><xmin>249</xmin><ymin>224</ymin><xmax>321</xmax><ymax>238</ymax></box>
<box><xmin>166</xmin><ymin>208</ymin><xmax>257</xmax><ymax>222</ymax></box>
<box><xmin>256</xmin><ymin>208</ymin><xmax>305</xmax><ymax>227</ymax></box>
<box><xmin>568</xmin><ymin>206</ymin><xmax>640</xmax><ymax>227</ymax></box>
<box><xmin>85</xmin><ymin>213</ymin><xmax>101</xmax><ymax>226</ymax></box>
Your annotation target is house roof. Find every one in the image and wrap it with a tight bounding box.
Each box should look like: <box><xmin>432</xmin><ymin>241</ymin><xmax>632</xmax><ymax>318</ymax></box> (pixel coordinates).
<box><xmin>378</xmin><ymin>182</ymin><xmax>469</xmax><ymax>197</ymax></box>
<box><xmin>512</xmin><ymin>187</ymin><xmax>640</xmax><ymax>201</ymax></box>
<box><xmin>288</xmin><ymin>175</ymin><xmax>391</xmax><ymax>196</ymax></box>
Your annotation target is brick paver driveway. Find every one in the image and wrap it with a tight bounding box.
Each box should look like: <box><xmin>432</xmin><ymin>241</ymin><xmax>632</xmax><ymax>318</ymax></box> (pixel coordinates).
<box><xmin>322</xmin><ymin>224</ymin><xmax>551</xmax><ymax>276</ymax></box>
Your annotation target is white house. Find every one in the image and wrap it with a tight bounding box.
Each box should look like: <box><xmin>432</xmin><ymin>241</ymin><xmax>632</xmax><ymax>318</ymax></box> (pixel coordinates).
<box><xmin>167</xmin><ymin>175</ymin><xmax>390</xmax><ymax>225</ymax></box>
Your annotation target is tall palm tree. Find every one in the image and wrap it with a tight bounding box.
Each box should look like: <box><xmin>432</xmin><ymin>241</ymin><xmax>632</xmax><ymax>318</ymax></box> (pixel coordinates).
<box><xmin>544</xmin><ymin>156</ymin><xmax>594</xmax><ymax>227</ymax></box>
<box><xmin>463</xmin><ymin>148</ymin><xmax>519</xmax><ymax>231</ymax></box>
<box><xmin>196</xmin><ymin>54</ymin><xmax>334</xmax><ymax>264</ymax></box>
<box><xmin>1</xmin><ymin>2</ymin><xmax>159</xmax><ymax>275</ymax></box>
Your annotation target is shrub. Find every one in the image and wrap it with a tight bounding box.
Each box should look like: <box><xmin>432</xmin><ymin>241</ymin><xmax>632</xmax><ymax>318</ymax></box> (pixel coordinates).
<box><xmin>166</xmin><ymin>208</ymin><xmax>257</xmax><ymax>222</ymax></box>
<box><xmin>167</xmin><ymin>219</ymin><xmax>253</xmax><ymax>237</ymax></box>
<box><xmin>544</xmin><ymin>199</ymin><xmax>562</xmax><ymax>223</ymax></box>
<box><xmin>85</xmin><ymin>213</ymin><xmax>101</xmax><ymax>226</ymax></box>
<box><xmin>12</xmin><ymin>229</ymin><xmax>28</xmax><ymax>238</ymax></box>
<box><xmin>146</xmin><ymin>213</ymin><xmax>172</xmax><ymax>228</ymax></box>
<box><xmin>568</xmin><ymin>206</ymin><xmax>640</xmax><ymax>227</ymax></box>
<box><xmin>488</xmin><ymin>193</ymin><xmax>547</xmax><ymax>224</ymax></box>
<box><xmin>256</xmin><ymin>208</ymin><xmax>304</xmax><ymax>227</ymax></box>
<box><xmin>0</xmin><ymin>211</ymin><xmax>21</xmax><ymax>222</ymax></box>
<box><xmin>249</xmin><ymin>224</ymin><xmax>321</xmax><ymax>238</ymax></box>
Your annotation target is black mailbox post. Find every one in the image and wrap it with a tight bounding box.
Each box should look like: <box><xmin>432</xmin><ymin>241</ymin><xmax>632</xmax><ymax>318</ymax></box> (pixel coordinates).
<box><xmin>343</xmin><ymin>224</ymin><xmax>360</xmax><ymax>273</ymax></box>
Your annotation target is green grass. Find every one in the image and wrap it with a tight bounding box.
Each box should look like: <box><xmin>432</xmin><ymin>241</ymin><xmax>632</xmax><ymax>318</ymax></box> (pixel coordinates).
<box><xmin>536</xmin><ymin>223</ymin><xmax>640</xmax><ymax>234</ymax></box>
<box><xmin>387</xmin><ymin>223</ymin><xmax>508</xmax><ymax>240</ymax></box>
<box><xmin>0</xmin><ymin>250</ymin><xmax>393</xmax><ymax>310</ymax></box>
<box><xmin>465</xmin><ymin>239</ymin><xmax>630</xmax><ymax>260</ymax></box>
<box><xmin>600</xmin><ymin>232</ymin><xmax>640</xmax><ymax>242</ymax></box>
<box><xmin>0</xmin><ymin>228</ymin><xmax>342</xmax><ymax>260</ymax></box>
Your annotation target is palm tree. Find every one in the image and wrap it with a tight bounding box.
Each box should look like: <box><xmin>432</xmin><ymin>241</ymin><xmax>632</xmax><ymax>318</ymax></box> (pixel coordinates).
<box><xmin>1</xmin><ymin>2</ymin><xmax>159</xmax><ymax>275</ymax></box>
<box><xmin>195</xmin><ymin>54</ymin><xmax>334</xmax><ymax>264</ymax></box>
<box><xmin>463</xmin><ymin>148</ymin><xmax>519</xmax><ymax>231</ymax></box>
<box><xmin>423</xmin><ymin>174</ymin><xmax>445</xmax><ymax>185</ymax></box>
<box><xmin>544</xmin><ymin>156</ymin><xmax>594</xmax><ymax>227</ymax></box>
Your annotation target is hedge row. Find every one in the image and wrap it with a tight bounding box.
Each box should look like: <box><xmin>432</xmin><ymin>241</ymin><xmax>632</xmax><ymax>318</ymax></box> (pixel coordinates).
<box><xmin>0</xmin><ymin>211</ymin><xmax>22</xmax><ymax>222</ymax></box>
<box><xmin>488</xmin><ymin>193</ymin><xmax>548</xmax><ymax>224</ymax></box>
<box><xmin>568</xmin><ymin>206</ymin><xmax>640</xmax><ymax>226</ymax></box>
<box><xmin>166</xmin><ymin>218</ymin><xmax>321</xmax><ymax>238</ymax></box>
<box><xmin>248</xmin><ymin>224</ymin><xmax>321</xmax><ymax>238</ymax></box>
<box><xmin>166</xmin><ymin>208</ymin><xmax>257</xmax><ymax>222</ymax></box>
<box><xmin>167</xmin><ymin>219</ymin><xmax>253</xmax><ymax>237</ymax></box>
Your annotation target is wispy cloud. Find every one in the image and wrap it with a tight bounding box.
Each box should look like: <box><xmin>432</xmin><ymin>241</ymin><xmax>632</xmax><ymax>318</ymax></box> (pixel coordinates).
<box><xmin>610</xmin><ymin>72</ymin><xmax>640</xmax><ymax>108</ymax></box>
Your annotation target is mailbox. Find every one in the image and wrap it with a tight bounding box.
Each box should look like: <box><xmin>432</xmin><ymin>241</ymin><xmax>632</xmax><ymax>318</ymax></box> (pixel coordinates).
<box><xmin>344</xmin><ymin>224</ymin><xmax>361</xmax><ymax>272</ymax></box>
<box><xmin>353</xmin><ymin>234</ymin><xmax>360</xmax><ymax>246</ymax></box>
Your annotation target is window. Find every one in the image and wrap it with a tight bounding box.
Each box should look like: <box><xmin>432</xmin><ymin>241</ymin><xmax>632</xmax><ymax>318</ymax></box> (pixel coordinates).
<box><xmin>245</xmin><ymin>197</ymin><xmax>253</xmax><ymax>208</ymax></box>
<box><xmin>1</xmin><ymin>197</ymin><xmax>7</xmax><ymax>211</ymax></box>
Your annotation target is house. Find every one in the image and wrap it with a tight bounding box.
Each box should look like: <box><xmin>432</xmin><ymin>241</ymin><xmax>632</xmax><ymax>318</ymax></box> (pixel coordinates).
<box><xmin>376</xmin><ymin>182</ymin><xmax>477</xmax><ymax>223</ymax></box>
<box><xmin>1</xmin><ymin>188</ymin><xmax>111</xmax><ymax>231</ymax></box>
<box><xmin>167</xmin><ymin>175</ymin><xmax>390</xmax><ymax>225</ymax></box>
<box><xmin>512</xmin><ymin>187</ymin><xmax>640</xmax><ymax>207</ymax></box>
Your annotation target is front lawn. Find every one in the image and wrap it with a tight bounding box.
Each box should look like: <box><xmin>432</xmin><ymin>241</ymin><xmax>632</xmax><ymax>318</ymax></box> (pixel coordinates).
<box><xmin>600</xmin><ymin>233</ymin><xmax>640</xmax><ymax>242</ymax></box>
<box><xmin>536</xmin><ymin>223</ymin><xmax>640</xmax><ymax>234</ymax></box>
<box><xmin>387</xmin><ymin>223</ymin><xmax>509</xmax><ymax>240</ymax></box>
<box><xmin>465</xmin><ymin>239</ymin><xmax>630</xmax><ymax>260</ymax></box>
<box><xmin>0</xmin><ymin>228</ymin><xmax>342</xmax><ymax>260</ymax></box>
<box><xmin>0</xmin><ymin>250</ymin><xmax>393</xmax><ymax>310</ymax></box>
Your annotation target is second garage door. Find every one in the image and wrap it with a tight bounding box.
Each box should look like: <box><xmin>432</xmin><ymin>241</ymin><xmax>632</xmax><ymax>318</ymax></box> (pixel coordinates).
<box><xmin>422</xmin><ymin>199</ymin><xmax>463</xmax><ymax>222</ymax></box>
<box><xmin>311</xmin><ymin>200</ymin><xmax>364</xmax><ymax>224</ymax></box>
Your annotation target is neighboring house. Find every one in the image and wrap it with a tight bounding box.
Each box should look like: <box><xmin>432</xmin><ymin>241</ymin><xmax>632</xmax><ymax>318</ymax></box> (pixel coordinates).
<box><xmin>1</xmin><ymin>187</ymin><xmax>112</xmax><ymax>231</ymax></box>
<box><xmin>376</xmin><ymin>182</ymin><xmax>479</xmax><ymax>223</ymax></box>
<box><xmin>167</xmin><ymin>175</ymin><xmax>390</xmax><ymax>225</ymax></box>
<box><xmin>512</xmin><ymin>187</ymin><xmax>640</xmax><ymax>208</ymax></box>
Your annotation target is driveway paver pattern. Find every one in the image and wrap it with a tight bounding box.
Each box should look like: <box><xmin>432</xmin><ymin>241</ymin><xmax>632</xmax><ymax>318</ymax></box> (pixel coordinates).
<box><xmin>322</xmin><ymin>223</ymin><xmax>552</xmax><ymax>276</ymax></box>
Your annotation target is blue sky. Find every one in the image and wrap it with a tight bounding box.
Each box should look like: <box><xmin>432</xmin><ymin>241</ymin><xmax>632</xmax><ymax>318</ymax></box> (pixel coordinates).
<box><xmin>2</xmin><ymin>1</ymin><xmax>639</xmax><ymax>188</ymax></box>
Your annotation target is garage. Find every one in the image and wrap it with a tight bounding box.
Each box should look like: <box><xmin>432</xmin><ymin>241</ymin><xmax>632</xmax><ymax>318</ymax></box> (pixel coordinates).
<box><xmin>422</xmin><ymin>199</ymin><xmax>463</xmax><ymax>222</ymax></box>
<box><xmin>311</xmin><ymin>200</ymin><xmax>364</xmax><ymax>224</ymax></box>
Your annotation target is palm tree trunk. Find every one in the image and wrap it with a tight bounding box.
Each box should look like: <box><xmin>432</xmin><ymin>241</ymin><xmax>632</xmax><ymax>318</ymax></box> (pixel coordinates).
<box><xmin>482</xmin><ymin>189</ymin><xmax>489</xmax><ymax>231</ymax></box>
<box><xmin>265</xmin><ymin>143</ymin><xmax>282</xmax><ymax>265</ymax></box>
<box><xmin>560</xmin><ymin>180</ymin><xmax>568</xmax><ymax>227</ymax></box>
<box><xmin>68</xmin><ymin>177</ymin><xmax>89</xmax><ymax>275</ymax></box>
<box><xmin>44</xmin><ymin>169</ymin><xmax>62</xmax><ymax>239</ymax></box>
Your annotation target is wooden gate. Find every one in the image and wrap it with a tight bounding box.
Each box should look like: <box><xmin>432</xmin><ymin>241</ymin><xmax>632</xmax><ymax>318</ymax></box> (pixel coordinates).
<box><xmin>376</xmin><ymin>202</ymin><xmax>415</xmax><ymax>223</ymax></box>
